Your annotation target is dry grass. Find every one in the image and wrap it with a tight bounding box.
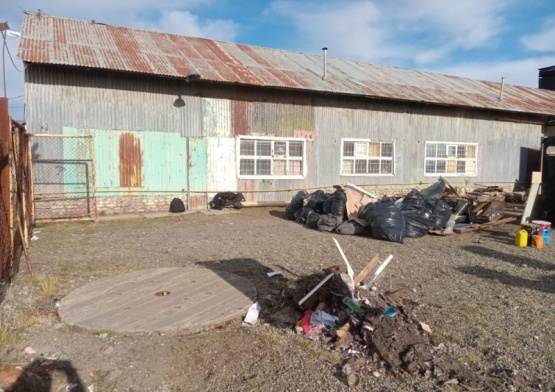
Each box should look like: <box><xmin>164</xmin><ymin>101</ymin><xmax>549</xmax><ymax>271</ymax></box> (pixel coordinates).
<box><xmin>0</xmin><ymin>322</ymin><xmax>20</xmax><ymax>349</ymax></box>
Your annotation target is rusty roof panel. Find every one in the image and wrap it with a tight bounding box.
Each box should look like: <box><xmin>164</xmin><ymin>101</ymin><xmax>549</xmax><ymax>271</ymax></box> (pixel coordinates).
<box><xmin>18</xmin><ymin>13</ymin><xmax>555</xmax><ymax>116</ymax></box>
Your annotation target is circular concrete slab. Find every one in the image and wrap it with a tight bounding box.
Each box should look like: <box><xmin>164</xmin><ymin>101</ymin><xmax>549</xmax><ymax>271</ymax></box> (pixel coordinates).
<box><xmin>58</xmin><ymin>267</ymin><xmax>257</xmax><ymax>333</ymax></box>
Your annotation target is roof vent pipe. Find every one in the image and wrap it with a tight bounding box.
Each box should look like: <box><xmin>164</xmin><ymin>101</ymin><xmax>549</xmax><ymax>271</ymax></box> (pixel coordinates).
<box><xmin>499</xmin><ymin>77</ymin><xmax>505</xmax><ymax>101</ymax></box>
<box><xmin>322</xmin><ymin>47</ymin><xmax>328</xmax><ymax>80</ymax></box>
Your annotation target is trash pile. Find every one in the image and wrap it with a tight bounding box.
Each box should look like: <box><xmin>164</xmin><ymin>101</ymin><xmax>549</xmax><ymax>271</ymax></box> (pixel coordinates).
<box><xmin>258</xmin><ymin>238</ymin><xmax>531</xmax><ymax>389</ymax></box>
<box><xmin>286</xmin><ymin>179</ymin><xmax>517</xmax><ymax>241</ymax></box>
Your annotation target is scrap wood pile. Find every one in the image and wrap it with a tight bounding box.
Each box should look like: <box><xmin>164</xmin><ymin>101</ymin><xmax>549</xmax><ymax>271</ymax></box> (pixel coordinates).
<box><xmin>285</xmin><ymin>179</ymin><xmax>517</xmax><ymax>242</ymax></box>
<box><xmin>266</xmin><ymin>239</ymin><xmax>530</xmax><ymax>390</ymax></box>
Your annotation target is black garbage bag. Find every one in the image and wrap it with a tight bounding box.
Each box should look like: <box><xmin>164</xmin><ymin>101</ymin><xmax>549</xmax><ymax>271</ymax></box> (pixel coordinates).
<box><xmin>400</xmin><ymin>190</ymin><xmax>434</xmax><ymax>238</ymax></box>
<box><xmin>304</xmin><ymin>190</ymin><xmax>329</xmax><ymax>212</ymax></box>
<box><xmin>286</xmin><ymin>190</ymin><xmax>309</xmax><ymax>220</ymax></box>
<box><xmin>210</xmin><ymin>192</ymin><xmax>245</xmax><ymax>210</ymax></box>
<box><xmin>336</xmin><ymin>220</ymin><xmax>370</xmax><ymax>236</ymax></box>
<box><xmin>317</xmin><ymin>214</ymin><xmax>338</xmax><ymax>232</ymax></box>
<box><xmin>306</xmin><ymin>211</ymin><xmax>321</xmax><ymax>230</ymax></box>
<box><xmin>426</xmin><ymin>197</ymin><xmax>453</xmax><ymax>229</ymax></box>
<box><xmin>362</xmin><ymin>201</ymin><xmax>405</xmax><ymax>243</ymax></box>
<box><xmin>169</xmin><ymin>197</ymin><xmax>185</xmax><ymax>213</ymax></box>
<box><xmin>420</xmin><ymin>176</ymin><xmax>449</xmax><ymax>199</ymax></box>
<box><xmin>322</xmin><ymin>197</ymin><xmax>333</xmax><ymax>214</ymax></box>
<box><xmin>294</xmin><ymin>209</ymin><xmax>303</xmax><ymax>223</ymax></box>
<box><xmin>330</xmin><ymin>186</ymin><xmax>347</xmax><ymax>220</ymax></box>
<box><xmin>301</xmin><ymin>206</ymin><xmax>313</xmax><ymax>223</ymax></box>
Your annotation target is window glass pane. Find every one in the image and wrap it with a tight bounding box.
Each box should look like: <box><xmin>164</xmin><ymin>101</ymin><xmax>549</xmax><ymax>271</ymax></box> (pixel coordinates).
<box><xmin>447</xmin><ymin>145</ymin><xmax>457</xmax><ymax>157</ymax></box>
<box><xmin>381</xmin><ymin>143</ymin><xmax>393</xmax><ymax>157</ymax></box>
<box><xmin>381</xmin><ymin>160</ymin><xmax>392</xmax><ymax>174</ymax></box>
<box><xmin>355</xmin><ymin>159</ymin><xmax>367</xmax><ymax>174</ymax></box>
<box><xmin>257</xmin><ymin>141</ymin><xmax>271</xmax><ymax>156</ymax></box>
<box><xmin>273</xmin><ymin>159</ymin><xmax>287</xmax><ymax>175</ymax></box>
<box><xmin>368</xmin><ymin>159</ymin><xmax>380</xmax><ymax>174</ymax></box>
<box><xmin>289</xmin><ymin>141</ymin><xmax>303</xmax><ymax>157</ymax></box>
<box><xmin>343</xmin><ymin>141</ymin><xmax>354</xmax><ymax>157</ymax></box>
<box><xmin>437</xmin><ymin>144</ymin><xmax>447</xmax><ymax>157</ymax></box>
<box><xmin>354</xmin><ymin>142</ymin><xmax>367</xmax><ymax>157</ymax></box>
<box><xmin>240</xmin><ymin>140</ymin><xmax>254</xmax><ymax>156</ymax></box>
<box><xmin>425</xmin><ymin>160</ymin><xmax>435</xmax><ymax>173</ymax></box>
<box><xmin>457</xmin><ymin>160</ymin><xmax>466</xmax><ymax>173</ymax></box>
<box><xmin>368</xmin><ymin>143</ymin><xmax>380</xmax><ymax>156</ymax></box>
<box><xmin>240</xmin><ymin>159</ymin><xmax>254</xmax><ymax>175</ymax></box>
<box><xmin>256</xmin><ymin>159</ymin><xmax>271</xmax><ymax>175</ymax></box>
<box><xmin>467</xmin><ymin>145</ymin><xmax>476</xmax><ymax>158</ymax></box>
<box><xmin>274</xmin><ymin>142</ymin><xmax>286</xmax><ymax>156</ymax></box>
<box><xmin>457</xmin><ymin>145</ymin><xmax>466</xmax><ymax>158</ymax></box>
<box><xmin>446</xmin><ymin>159</ymin><xmax>456</xmax><ymax>173</ymax></box>
<box><xmin>436</xmin><ymin>160</ymin><xmax>446</xmax><ymax>173</ymax></box>
<box><xmin>288</xmin><ymin>160</ymin><xmax>302</xmax><ymax>175</ymax></box>
<box><xmin>342</xmin><ymin>160</ymin><xmax>354</xmax><ymax>174</ymax></box>
<box><xmin>426</xmin><ymin>144</ymin><xmax>436</xmax><ymax>158</ymax></box>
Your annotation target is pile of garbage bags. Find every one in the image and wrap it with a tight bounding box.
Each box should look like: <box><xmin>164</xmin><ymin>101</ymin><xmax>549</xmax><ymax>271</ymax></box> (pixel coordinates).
<box><xmin>285</xmin><ymin>182</ymin><xmax>453</xmax><ymax>243</ymax></box>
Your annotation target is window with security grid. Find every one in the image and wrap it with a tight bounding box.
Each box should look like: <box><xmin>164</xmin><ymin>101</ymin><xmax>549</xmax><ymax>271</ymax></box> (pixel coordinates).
<box><xmin>424</xmin><ymin>142</ymin><xmax>478</xmax><ymax>176</ymax></box>
<box><xmin>237</xmin><ymin>136</ymin><xmax>305</xmax><ymax>179</ymax></box>
<box><xmin>340</xmin><ymin>139</ymin><xmax>395</xmax><ymax>176</ymax></box>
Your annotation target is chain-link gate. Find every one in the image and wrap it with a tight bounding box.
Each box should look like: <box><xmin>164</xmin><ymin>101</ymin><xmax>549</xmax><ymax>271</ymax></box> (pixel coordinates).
<box><xmin>31</xmin><ymin>135</ymin><xmax>96</xmax><ymax>221</ymax></box>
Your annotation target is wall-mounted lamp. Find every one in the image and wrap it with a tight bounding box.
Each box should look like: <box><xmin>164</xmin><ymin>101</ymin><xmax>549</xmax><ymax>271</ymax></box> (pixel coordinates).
<box><xmin>185</xmin><ymin>71</ymin><xmax>201</xmax><ymax>83</ymax></box>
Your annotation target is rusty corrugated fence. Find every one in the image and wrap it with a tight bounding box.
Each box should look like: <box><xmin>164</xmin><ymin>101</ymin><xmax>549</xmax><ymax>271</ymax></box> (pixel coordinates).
<box><xmin>0</xmin><ymin>99</ymin><xmax>33</xmax><ymax>303</ymax></box>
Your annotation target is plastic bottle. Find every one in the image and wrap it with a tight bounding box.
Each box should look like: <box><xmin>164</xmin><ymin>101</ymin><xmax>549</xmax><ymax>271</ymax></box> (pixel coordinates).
<box><xmin>515</xmin><ymin>229</ymin><xmax>528</xmax><ymax>247</ymax></box>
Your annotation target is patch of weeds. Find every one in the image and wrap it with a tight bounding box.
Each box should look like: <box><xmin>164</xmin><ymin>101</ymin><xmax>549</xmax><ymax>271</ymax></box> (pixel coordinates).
<box><xmin>493</xmin><ymin>332</ymin><xmax>517</xmax><ymax>347</ymax></box>
<box><xmin>296</xmin><ymin>338</ymin><xmax>313</xmax><ymax>351</ymax></box>
<box><xmin>548</xmin><ymin>350</ymin><xmax>555</xmax><ymax>358</ymax></box>
<box><xmin>0</xmin><ymin>323</ymin><xmax>20</xmax><ymax>348</ymax></box>
<box><xmin>95</xmin><ymin>330</ymin><xmax>116</xmax><ymax>338</ymax></box>
<box><xmin>35</xmin><ymin>275</ymin><xmax>61</xmax><ymax>299</ymax></box>
<box><xmin>256</xmin><ymin>332</ymin><xmax>285</xmax><ymax>348</ymax></box>
<box><xmin>458</xmin><ymin>353</ymin><xmax>480</xmax><ymax>366</ymax></box>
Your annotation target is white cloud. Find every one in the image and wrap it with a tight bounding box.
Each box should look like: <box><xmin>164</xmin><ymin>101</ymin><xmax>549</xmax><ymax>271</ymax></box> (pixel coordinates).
<box><xmin>269</xmin><ymin>1</ymin><xmax>408</xmax><ymax>62</ymax></box>
<box><xmin>521</xmin><ymin>15</ymin><xmax>555</xmax><ymax>52</ymax></box>
<box><xmin>432</xmin><ymin>56</ymin><xmax>555</xmax><ymax>87</ymax></box>
<box><xmin>268</xmin><ymin>0</ymin><xmax>510</xmax><ymax>65</ymax></box>
<box><xmin>138</xmin><ymin>10</ymin><xmax>239</xmax><ymax>41</ymax></box>
<box><xmin>392</xmin><ymin>0</ymin><xmax>508</xmax><ymax>49</ymax></box>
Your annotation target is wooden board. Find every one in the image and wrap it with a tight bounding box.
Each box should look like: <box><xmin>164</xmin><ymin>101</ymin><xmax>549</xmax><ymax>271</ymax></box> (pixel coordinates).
<box><xmin>58</xmin><ymin>267</ymin><xmax>257</xmax><ymax>333</ymax></box>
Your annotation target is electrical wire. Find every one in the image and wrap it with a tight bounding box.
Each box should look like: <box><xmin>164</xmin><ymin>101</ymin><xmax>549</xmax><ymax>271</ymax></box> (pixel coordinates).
<box><xmin>3</xmin><ymin>32</ymin><xmax>22</xmax><ymax>72</ymax></box>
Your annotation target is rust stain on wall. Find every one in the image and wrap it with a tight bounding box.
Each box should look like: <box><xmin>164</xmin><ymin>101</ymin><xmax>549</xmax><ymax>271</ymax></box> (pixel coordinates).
<box><xmin>119</xmin><ymin>132</ymin><xmax>143</xmax><ymax>187</ymax></box>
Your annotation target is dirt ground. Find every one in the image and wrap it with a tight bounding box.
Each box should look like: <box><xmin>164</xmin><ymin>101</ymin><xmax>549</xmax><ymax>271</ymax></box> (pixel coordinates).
<box><xmin>0</xmin><ymin>207</ymin><xmax>554</xmax><ymax>391</ymax></box>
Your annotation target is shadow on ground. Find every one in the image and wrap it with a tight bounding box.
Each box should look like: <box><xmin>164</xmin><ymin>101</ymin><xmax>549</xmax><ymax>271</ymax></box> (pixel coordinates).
<box><xmin>457</xmin><ymin>265</ymin><xmax>555</xmax><ymax>293</ymax></box>
<box><xmin>462</xmin><ymin>245</ymin><xmax>555</xmax><ymax>271</ymax></box>
<box><xmin>6</xmin><ymin>358</ymin><xmax>85</xmax><ymax>392</ymax></box>
<box><xmin>195</xmin><ymin>258</ymin><xmax>319</xmax><ymax>328</ymax></box>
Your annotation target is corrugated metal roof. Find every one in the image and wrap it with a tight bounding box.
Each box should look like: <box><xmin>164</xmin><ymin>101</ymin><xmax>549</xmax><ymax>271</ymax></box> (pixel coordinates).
<box><xmin>18</xmin><ymin>13</ymin><xmax>555</xmax><ymax>116</ymax></box>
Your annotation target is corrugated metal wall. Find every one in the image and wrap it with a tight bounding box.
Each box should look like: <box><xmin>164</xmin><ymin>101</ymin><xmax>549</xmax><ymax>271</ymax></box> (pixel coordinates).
<box><xmin>26</xmin><ymin>65</ymin><xmax>545</xmax><ymax>209</ymax></box>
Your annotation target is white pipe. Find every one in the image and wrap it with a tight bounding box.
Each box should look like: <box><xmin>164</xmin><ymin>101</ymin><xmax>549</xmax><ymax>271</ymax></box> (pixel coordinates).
<box><xmin>332</xmin><ymin>237</ymin><xmax>354</xmax><ymax>279</ymax></box>
<box><xmin>298</xmin><ymin>273</ymin><xmax>334</xmax><ymax>306</ymax></box>
<box><xmin>322</xmin><ymin>47</ymin><xmax>328</xmax><ymax>80</ymax></box>
<box><xmin>368</xmin><ymin>255</ymin><xmax>393</xmax><ymax>286</ymax></box>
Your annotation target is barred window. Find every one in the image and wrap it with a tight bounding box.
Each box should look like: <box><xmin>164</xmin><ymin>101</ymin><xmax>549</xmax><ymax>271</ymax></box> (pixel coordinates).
<box><xmin>425</xmin><ymin>142</ymin><xmax>477</xmax><ymax>176</ymax></box>
<box><xmin>238</xmin><ymin>136</ymin><xmax>305</xmax><ymax>178</ymax></box>
<box><xmin>341</xmin><ymin>139</ymin><xmax>394</xmax><ymax>176</ymax></box>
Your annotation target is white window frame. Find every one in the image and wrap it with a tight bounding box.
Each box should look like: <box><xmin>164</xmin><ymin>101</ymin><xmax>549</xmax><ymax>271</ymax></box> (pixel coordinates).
<box><xmin>424</xmin><ymin>141</ymin><xmax>478</xmax><ymax>177</ymax></box>
<box><xmin>236</xmin><ymin>135</ymin><xmax>306</xmax><ymax>179</ymax></box>
<box><xmin>340</xmin><ymin>138</ymin><xmax>395</xmax><ymax>176</ymax></box>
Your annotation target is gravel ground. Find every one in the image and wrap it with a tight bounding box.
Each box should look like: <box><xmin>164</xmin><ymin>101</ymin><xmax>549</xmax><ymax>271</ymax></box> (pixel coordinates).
<box><xmin>0</xmin><ymin>207</ymin><xmax>554</xmax><ymax>391</ymax></box>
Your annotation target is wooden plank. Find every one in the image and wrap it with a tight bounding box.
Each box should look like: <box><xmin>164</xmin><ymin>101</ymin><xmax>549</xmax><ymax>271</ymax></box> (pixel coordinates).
<box><xmin>453</xmin><ymin>217</ymin><xmax>516</xmax><ymax>233</ymax></box>
<box><xmin>353</xmin><ymin>254</ymin><xmax>380</xmax><ymax>286</ymax></box>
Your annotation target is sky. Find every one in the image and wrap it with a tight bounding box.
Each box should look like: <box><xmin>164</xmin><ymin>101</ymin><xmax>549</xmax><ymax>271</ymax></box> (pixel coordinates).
<box><xmin>3</xmin><ymin>0</ymin><xmax>555</xmax><ymax>120</ymax></box>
